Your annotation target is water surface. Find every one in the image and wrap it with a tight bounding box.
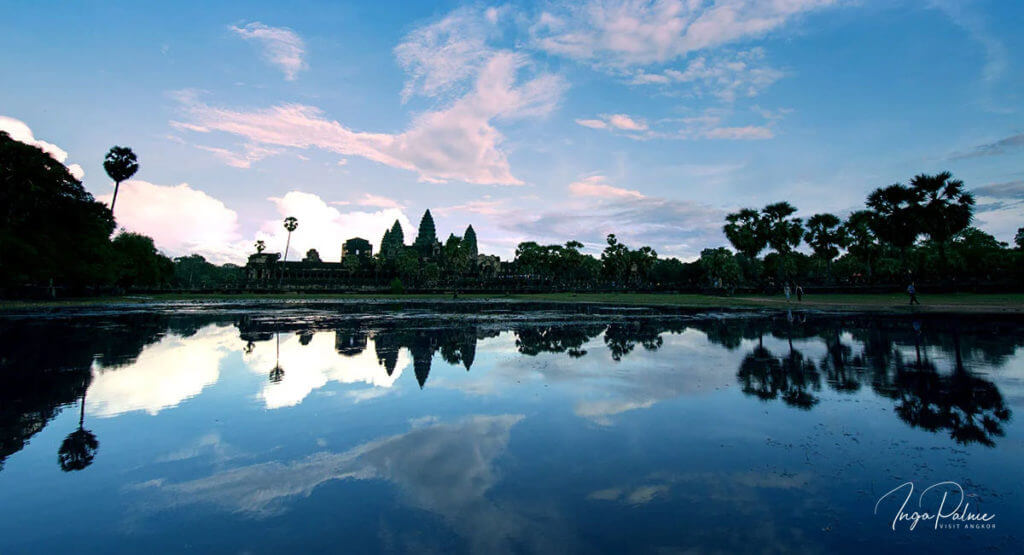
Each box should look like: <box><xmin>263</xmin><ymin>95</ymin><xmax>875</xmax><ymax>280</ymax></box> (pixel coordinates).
<box><xmin>1</xmin><ymin>302</ymin><xmax>1022</xmax><ymax>553</ymax></box>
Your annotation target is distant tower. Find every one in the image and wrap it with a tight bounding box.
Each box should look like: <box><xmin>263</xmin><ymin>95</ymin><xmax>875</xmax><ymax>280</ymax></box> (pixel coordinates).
<box><xmin>413</xmin><ymin>209</ymin><xmax>439</xmax><ymax>257</ymax></box>
<box><xmin>463</xmin><ymin>225</ymin><xmax>479</xmax><ymax>258</ymax></box>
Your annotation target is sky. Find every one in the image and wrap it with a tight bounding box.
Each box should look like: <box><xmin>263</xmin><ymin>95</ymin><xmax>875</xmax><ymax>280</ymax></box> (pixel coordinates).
<box><xmin>1</xmin><ymin>0</ymin><xmax>1022</xmax><ymax>264</ymax></box>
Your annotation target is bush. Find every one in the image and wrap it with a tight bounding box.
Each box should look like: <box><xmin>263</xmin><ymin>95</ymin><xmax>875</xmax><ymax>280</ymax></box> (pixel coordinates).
<box><xmin>390</xmin><ymin>277</ymin><xmax>404</xmax><ymax>294</ymax></box>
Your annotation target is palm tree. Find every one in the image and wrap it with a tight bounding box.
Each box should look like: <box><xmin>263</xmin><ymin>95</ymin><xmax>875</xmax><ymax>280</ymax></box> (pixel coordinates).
<box><xmin>723</xmin><ymin>208</ymin><xmax>768</xmax><ymax>260</ymax></box>
<box><xmin>280</xmin><ymin>217</ymin><xmax>298</xmax><ymax>285</ymax></box>
<box><xmin>843</xmin><ymin>210</ymin><xmax>880</xmax><ymax>281</ymax></box>
<box><xmin>761</xmin><ymin>202</ymin><xmax>803</xmax><ymax>255</ymax></box>
<box><xmin>909</xmin><ymin>171</ymin><xmax>975</xmax><ymax>272</ymax></box>
<box><xmin>866</xmin><ymin>183</ymin><xmax>921</xmax><ymax>267</ymax></box>
<box><xmin>282</xmin><ymin>217</ymin><xmax>298</xmax><ymax>261</ymax></box>
<box><xmin>103</xmin><ymin>146</ymin><xmax>139</xmax><ymax>216</ymax></box>
<box><xmin>255</xmin><ymin>240</ymin><xmax>266</xmax><ymax>254</ymax></box>
<box><xmin>58</xmin><ymin>390</ymin><xmax>98</xmax><ymax>472</ymax></box>
<box><xmin>804</xmin><ymin>213</ymin><xmax>848</xmax><ymax>279</ymax></box>
<box><xmin>761</xmin><ymin>202</ymin><xmax>803</xmax><ymax>280</ymax></box>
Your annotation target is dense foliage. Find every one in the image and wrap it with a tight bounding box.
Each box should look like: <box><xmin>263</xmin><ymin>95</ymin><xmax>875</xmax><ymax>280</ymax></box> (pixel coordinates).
<box><xmin>0</xmin><ymin>132</ymin><xmax>176</xmax><ymax>294</ymax></box>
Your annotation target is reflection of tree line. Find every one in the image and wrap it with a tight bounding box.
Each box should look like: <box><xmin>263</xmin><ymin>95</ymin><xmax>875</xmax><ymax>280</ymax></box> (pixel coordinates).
<box><xmin>1</xmin><ymin>312</ymin><xmax>1021</xmax><ymax>474</ymax></box>
<box><xmin>725</xmin><ymin>314</ymin><xmax>1018</xmax><ymax>446</ymax></box>
<box><xmin>0</xmin><ymin>314</ymin><xmax>232</xmax><ymax>472</ymax></box>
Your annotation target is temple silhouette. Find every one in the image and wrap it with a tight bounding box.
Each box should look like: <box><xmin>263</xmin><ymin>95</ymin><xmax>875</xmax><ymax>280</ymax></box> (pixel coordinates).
<box><xmin>244</xmin><ymin>209</ymin><xmax>502</xmax><ymax>287</ymax></box>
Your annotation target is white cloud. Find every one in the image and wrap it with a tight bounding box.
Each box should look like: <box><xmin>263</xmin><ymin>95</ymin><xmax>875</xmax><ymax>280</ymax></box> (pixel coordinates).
<box><xmin>531</xmin><ymin>0</ymin><xmax>836</xmax><ymax>68</ymax></box>
<box><xmin>230</xmin><ymin>22</ymin><xmax>307</xmax><ymax>80</ymax></box>
<box><xmin>173</xmin><ymin>51</ymin><xmax>565</xmax><ymax>184</ymax></box>
<box><xmin>0</xmin><ymin>115</ymin><xmax>82</xmax><ymax>179</ymax></box>
<box><xmin>257</xmin><ymin>191</ymin><xmax>415</xmax><ymax>261</ymax></box>
<box><xmin>96</xmin><ymin>180</ymin><xmax>245</xmax><ymax>263</ymax></box>
<box><xmin>575</xmin><ymin>109</ymin><xmax>775</xmax><ymax>141</ymax></box>
<box><xmin>497</xmin><ymin>176</ymin><xmax>725</xmax><ymax>260</ymax></box>
<box><xmin>703</xmin><ymin>125</ymin><xmax>773</xmax><ymax>140</ymax></box>
<box><xmin>631</xmin><ymin>48</ymin><xmax>784</xmax><ymax>102</ymax></box>
<box><xmin>357</xmin><ymin>193</ymin><xmax>404</xmax><ymax>210</ymax></box>
<box><xmin>575</xmin><ymin>118</ymin><xmax>608</xmax><ymax>129</ymax></box>
<box><xmin>568</xmin><ymin>175</ymin><xmax>646</xmax><ymax>199</ymax></box>
<box><xmin>88</xmin><ymin>324</ymin><xmax>236</xmax><ymax>417</ymax></box>
<box><xmin>194</xmin><ymin>143</ymin><xmax>280</xmax><ymax>168</ymax></box>
<box><xmin>394</xmin><ymin>6</ymin><xmax>498</xmax><ymax>101</ymax></box>
<box><xmin>243</xmin><ymin>331</ymin><xmax>411</xmax><ymax>410</ymax></box>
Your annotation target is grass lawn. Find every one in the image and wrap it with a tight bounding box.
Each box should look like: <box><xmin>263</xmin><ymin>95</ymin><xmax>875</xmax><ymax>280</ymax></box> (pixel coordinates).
<box><xmin>2</xmin><ymin>291</ymin><xmax>1023</xmax><ymax>314</ymax></box>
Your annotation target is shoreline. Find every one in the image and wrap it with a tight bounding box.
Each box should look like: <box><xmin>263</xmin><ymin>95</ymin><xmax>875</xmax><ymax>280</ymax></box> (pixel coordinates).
<box><xmin>2</xmin><ymin>292</ymin><xmax>1023</xmax><ymax>315</ymax></box>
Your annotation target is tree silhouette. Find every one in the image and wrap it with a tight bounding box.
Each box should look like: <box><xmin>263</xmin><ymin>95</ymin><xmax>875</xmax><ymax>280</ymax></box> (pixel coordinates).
<box><xmin>804</xmin><ymin>213</ymin><xmax>848</xmax><ymax>278</ymax></box>
<box><xmin>866</xmin><ymin>183</ymin><xmax>920</xmax><ymax>266</ymax></box>
<box><xmin>269</xmin><ymin>333</ymin><xmax>285</xmax><ymax>383</ymax></box>
<box><xmin>103</xmin><ymin>146</ymin><xmax>139</xmax><ymax>216</ymax></box>
<box><xmin>842</xmin><ymin>210</ymin><xmax>880</xmax><ymax>281</ymax></box>
<box><xmin>58</xmin><ymin>390</ymin><xmax>98</xmax><ymax>472</ymax></box>
<box><xmin>282</xmin><ymin>217</ymin><xmax>299</xmax><ymax>261</ymax></box>
<box><xmin>255</xmin><ymin>240</ymin><xmax>266</xmax><ymax>254</ymax></box>
<box><xmin>910</xmin><ymin>171</ymin><xmax>974</xmax><ymax>271</ymax></box>
<box><xmin>723</xmin><ymin>208</ymin><xmax>768</xmax><ymax>260</ymax></box>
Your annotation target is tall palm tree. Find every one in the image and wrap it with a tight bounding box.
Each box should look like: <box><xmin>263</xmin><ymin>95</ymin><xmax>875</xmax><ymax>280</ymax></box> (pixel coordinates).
<box><xmin>909</xmin><ymin>171</ymin><xmax>975</xmax><ymax>271</ymax></box>
<box><xmin>866</xmin><ymin>183</ymin><xmax>921</xmax><ymax>267</ymax></box>
<box><xmin>58</xmin><ymin>390</ymin><xmax>98</xmax><ymax>472</ymax></box>
<box><xmin>269</xmin><ymin>333</ymin><xmax>285</xmax><ymax>383</ymax></box>
<box><xmin>804</xmin><ymin>213</ymin><xmax>848</xmax><ymax>278</ymax></box>
<box><xmin>843</xmin><ymin>210</ymin><xmax>880</xmax><ymax>281</ymax></box>
<box><xmin>103</xmin><ymin>146</ymin><xmax>139</xmax><ymax>216</ymax></box>
<box><xmin>280</xmin><ymin>217</ymin><xmax>298</xmax><ymax>286</ymax></box>
<box><xmin>761</xmin><ymin>202</ymin><xmax>803</xmax><ymax>255</ymax></box>
<box><xmin>282</xmin><ymin>217</ymin><xmax>298</xmax><ymax>261</ymax></box>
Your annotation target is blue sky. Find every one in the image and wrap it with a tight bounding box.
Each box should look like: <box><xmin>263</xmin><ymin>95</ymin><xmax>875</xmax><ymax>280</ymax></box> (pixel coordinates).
<box><xmin>1</xmin><ymin>0</ymin><xmax>1022</xmax><ymax>263</ymax></box>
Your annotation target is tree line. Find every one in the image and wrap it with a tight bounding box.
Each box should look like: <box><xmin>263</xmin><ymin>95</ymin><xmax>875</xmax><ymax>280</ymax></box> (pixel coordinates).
<box><xmin>3</xmin><ymin>126</ymin><xmax>1021</xmax><ymax>295</ymax></box>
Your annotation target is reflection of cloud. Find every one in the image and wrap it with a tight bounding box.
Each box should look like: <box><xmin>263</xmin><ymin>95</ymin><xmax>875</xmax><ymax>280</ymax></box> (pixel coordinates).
<box><xmin>434</xmin><ymin>330</ymin><xmax>738</xmax><ymax>424</ymax></box>
<box><xmin>88</xmin><ymin>325</ymin><xmax>236</xmax><ymax>417</ymax></box>
<box><xmin>156</xmin><ymin>432</ymin><xmax>242</xmax><ymax>464</ymax></box>
<box><xmin>243</xmin><ymin>331</ymin><xmax>411</xmax><ymax>409</ymax></box>
<box><xmin>135</xmin><ymin>415</ymin><xmax>562</xmax><ymax>552</ymax></box>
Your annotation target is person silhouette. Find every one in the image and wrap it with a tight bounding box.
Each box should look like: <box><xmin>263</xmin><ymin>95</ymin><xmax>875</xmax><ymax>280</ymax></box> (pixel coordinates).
<box><xmin>907</xmin><ymin>282</ymin><xmax>920</xmax><ymax>305</ymax></box>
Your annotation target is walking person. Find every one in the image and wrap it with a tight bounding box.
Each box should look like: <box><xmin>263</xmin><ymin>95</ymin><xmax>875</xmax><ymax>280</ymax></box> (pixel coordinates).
<box><xmin>796</xmin><ymin>284</ymin><xmax>804</xmax><ymax>302</ymax></box>
<box><xmin>784</xmin><ymin>283</ymin><xmax>792</xmax><ymax>303</ymax></box>
<box><xmin>907</xmin><ymin>282</ymin><xmax>920</xmax><ymax>305</ymax></box>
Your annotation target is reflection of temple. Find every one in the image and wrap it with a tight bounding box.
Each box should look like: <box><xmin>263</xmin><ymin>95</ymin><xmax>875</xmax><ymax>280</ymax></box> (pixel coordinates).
<box><xmin>2</xmin><ymin>310</ymin><xmax>1021</xmax><ymax>475</ymax></box>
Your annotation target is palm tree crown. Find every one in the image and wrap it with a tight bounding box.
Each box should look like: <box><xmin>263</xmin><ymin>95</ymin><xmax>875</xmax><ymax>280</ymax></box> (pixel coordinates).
<box><xmin>103</xmin><ymin>146</ymin><xmax>138</xmax><ymax>215</ymax></box>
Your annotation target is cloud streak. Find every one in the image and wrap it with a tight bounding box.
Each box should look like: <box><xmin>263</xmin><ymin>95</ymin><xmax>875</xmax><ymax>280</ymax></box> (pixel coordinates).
<box><xmin>231</xmin><ymin>22</ymin><xmax>307</xmax><ymax>80</ymax></box>
<box><xmin>173</xmin><ymin>49</ymin><xmax>565</xmax><ymax>184</ymax></box>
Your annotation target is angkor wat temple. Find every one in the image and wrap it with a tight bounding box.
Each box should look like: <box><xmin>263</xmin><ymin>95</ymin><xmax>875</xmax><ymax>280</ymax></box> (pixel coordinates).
<box><xmin>244</xmin><ymin>209</ymin><xmax>501</xmax><ymax>288</ymax></box>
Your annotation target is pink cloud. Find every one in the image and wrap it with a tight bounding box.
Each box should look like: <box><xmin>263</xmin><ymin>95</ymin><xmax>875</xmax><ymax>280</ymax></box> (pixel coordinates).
<box><xmin>568</xmin><ymin>176</ymin><xmax>646</xmax><ymax>199</ymax></box>
<box><xmin>173</xmin><ymin>52</ymin><xmax>565</xmax><ymax>185</ymax></box>
<box><xmin>532</xmin><ymin>0</ymin><xmax>836</xmax><ymax>68</ymax></box>
<box><xmin>607</xmin><ymin>114</ymin><xmax>648</xmax><ymax>131</ymax></box>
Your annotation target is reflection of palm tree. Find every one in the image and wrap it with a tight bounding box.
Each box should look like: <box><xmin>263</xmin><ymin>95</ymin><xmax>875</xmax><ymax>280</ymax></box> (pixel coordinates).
<box><xmin>736</xmin><ymin>327</ymin><xmax>821</xmax><ymax>410</ymax></box>
<box><xmin>58</xmin><ymin>391</ymin><xmax>98</xmax><ymax>472</ymax></box>
<box><xmin>269</xmin><ymin>333</ymin><xmax>285</xmax><ymax>383</ymax></box>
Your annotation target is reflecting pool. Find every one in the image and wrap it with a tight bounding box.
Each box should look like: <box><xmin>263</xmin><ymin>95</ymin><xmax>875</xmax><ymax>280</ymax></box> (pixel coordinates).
<box><xmin>1</xmin><ymin>302</ymin><xmax>1022</xmax><ymax>553</ymax></box>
